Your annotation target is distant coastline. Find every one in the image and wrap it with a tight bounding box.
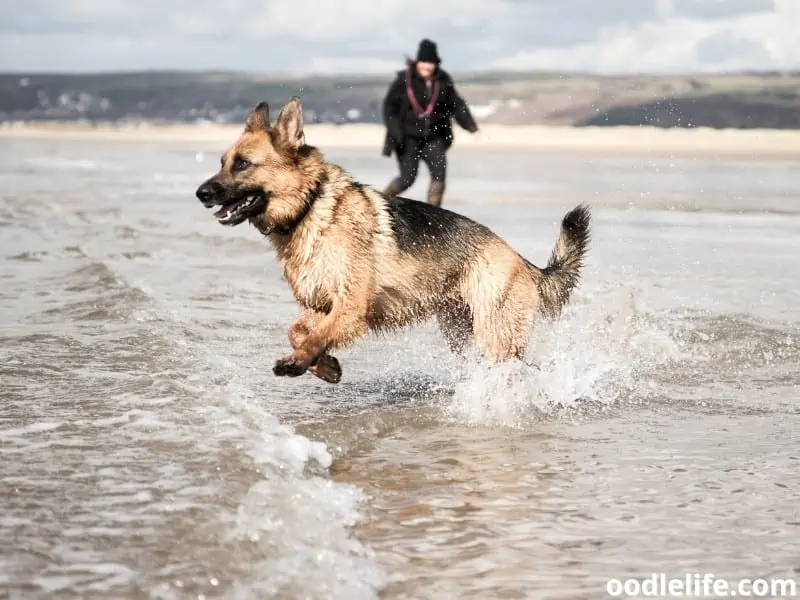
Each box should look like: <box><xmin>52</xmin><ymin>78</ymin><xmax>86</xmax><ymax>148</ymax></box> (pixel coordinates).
<box><xmin>4</xmin><ymin>120</ymin><xmax>800</xmax><ymax>160</ymax></box>
<box><xmin>1</xmin><ymin>69</ymin><xmax>799</xmax><ymax>130</ymax></box>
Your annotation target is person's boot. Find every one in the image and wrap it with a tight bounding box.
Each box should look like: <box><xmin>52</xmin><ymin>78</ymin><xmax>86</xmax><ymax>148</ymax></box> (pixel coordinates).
<box><xmin>427</xmin><ymin>181</ymin><xmax>445</xmax><ymax>207</ymax></box>
<box><xmin>383</xmin><ymin>178</ymin><xmax>407</xmax><ymax>199</ymax></box>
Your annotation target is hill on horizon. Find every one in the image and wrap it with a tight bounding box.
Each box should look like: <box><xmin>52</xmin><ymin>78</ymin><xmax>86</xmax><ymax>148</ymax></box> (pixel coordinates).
<box><xmin>2</xmin><ymin>69</ymin><xmax>799</xmax><ymax>130</ymax></box>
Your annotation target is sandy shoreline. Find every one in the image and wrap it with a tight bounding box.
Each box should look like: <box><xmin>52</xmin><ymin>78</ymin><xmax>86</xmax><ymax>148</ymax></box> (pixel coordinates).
<box><xmin>2</xmin><ymin>121</ymin><xmax>800</xmax><ymax>159</ymax></box>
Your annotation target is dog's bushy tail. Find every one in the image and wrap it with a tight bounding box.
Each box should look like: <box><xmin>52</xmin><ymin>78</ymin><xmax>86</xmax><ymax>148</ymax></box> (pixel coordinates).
<box><xmin>535</xmin><ymin>204</ymin><xmax>591</xmax><ymax>318</ymax></box>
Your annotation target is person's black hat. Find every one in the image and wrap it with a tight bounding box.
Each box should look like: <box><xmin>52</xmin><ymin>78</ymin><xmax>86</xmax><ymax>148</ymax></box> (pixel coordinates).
<box><xmin>416</xmin><ymin>39</ymin><xmax>441</xmax><ymax>64</ymax></box>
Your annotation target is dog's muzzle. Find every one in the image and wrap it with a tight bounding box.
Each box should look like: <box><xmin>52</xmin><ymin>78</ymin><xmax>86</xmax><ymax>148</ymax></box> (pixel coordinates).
<box><xmin>195</xmin><ymin>179</ymin><xmax>269</xmax><ymax>227</ymax></box>
<box><xmin>196</xmin><ymin>180</ymin><xmax>220</xmax><ymax>208</ymax></box>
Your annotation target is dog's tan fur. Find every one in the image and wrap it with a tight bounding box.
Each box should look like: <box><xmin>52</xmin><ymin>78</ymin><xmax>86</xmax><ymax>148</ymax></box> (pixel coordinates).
<box><xmin>195</xmin><ymin>97</ymin><xmax>591</xmax><ymax>383</ymax></box>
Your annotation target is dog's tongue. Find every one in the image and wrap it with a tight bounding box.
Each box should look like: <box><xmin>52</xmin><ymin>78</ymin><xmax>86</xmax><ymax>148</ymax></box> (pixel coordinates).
<box><xmin>213</xmin><ymin>198</ymin><xmax>248</xmax><ymax>220</ymax></box>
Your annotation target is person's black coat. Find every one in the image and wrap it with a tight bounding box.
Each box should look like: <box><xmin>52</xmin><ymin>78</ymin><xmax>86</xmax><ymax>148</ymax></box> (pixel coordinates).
<box><xmin>382</xmin><ymin>64</ymin><xmax>478</xmax><ymax>157</ymax></box>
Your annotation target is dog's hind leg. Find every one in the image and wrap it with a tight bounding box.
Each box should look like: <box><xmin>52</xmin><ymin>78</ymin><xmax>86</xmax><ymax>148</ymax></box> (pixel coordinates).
<box><xmin>469</xmin><ymin>266</ymin><xmax>536</xmax><ymax>364</ymax></box>
<box><xmin>472</xmin><ymin>312</ymin><xmax>528</xmax><ymax>363</ymax></box>
<box><xmin>437</xmin><ymin>302</ymin><xmax>473</xmax><ymax>356</ymax></box>
<box><xmin>287</xmin><ymin>310</ymin><xmax>342</xmax><ymax>384</ymax></box>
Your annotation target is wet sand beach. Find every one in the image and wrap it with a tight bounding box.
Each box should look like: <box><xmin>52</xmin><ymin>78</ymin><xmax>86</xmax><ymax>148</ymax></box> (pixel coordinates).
<box><xmin>1</xmin><ymin>132</ymin><xmax>798</xmax><ymax>599</ymax></box>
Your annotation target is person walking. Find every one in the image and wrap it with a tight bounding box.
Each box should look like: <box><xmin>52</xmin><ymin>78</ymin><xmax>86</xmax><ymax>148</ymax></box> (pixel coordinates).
<box><xmin>381</xmin><ymin>38</ymin><xmax>479</xmax><ymax>207</ymax></box>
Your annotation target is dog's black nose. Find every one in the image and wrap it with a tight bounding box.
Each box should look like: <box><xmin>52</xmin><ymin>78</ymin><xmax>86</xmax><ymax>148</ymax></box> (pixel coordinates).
<box><xmin>196</xmin><ymin>183</ymin><xmax>214</xmax><ymax>204</ymax></box>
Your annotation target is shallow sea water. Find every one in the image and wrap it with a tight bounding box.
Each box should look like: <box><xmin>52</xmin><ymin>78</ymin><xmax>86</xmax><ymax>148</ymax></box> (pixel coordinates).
<box><xmin>1</xmin><ymin>138</ymin><xmax>798</xmax><ymax>599</ymax></box>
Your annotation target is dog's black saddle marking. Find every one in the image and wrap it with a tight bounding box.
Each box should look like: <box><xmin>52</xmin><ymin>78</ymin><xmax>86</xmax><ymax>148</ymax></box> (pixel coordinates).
<box><xmin>386</xmin><ymin>195</ymin><xmax>491</xmax><ymax>255</ymax></box>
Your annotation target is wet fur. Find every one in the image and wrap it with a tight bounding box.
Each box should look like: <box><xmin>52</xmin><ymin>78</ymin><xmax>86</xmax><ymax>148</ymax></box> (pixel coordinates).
<box><xmin>195</xmin><ymin>97</ymin><xmax>591</xmax><ymax>384</ymax></box>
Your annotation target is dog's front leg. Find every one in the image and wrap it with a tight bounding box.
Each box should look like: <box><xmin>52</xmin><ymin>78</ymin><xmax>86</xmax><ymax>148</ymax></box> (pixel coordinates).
<box><xmin>287</xmin><ymin>309</ymin><xmax>342</xmax><ymax>384</ymax></box>
<box><xmin>274</xmin><ymin>300</ymin><xmax>367</xmax><ymax>381</ymax></box>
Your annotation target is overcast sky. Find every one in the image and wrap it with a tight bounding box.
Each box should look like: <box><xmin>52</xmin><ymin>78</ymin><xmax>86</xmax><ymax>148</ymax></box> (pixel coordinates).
<box><xmin>1</xmin><ymin>0</ymin><xmax>797</xmax><ymax>74</ymax></box>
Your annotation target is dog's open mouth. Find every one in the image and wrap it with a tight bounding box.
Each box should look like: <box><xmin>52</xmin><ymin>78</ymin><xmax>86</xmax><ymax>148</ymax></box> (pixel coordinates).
<box><xmin>210</xmin><ymin>193</ymin><xmax>268</xmax><ymax>226</ymax></box>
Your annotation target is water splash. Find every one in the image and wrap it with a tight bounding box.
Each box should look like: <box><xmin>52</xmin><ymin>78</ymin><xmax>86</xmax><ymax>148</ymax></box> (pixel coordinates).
<box><xmin>444</xmin><ymin>286</ymin><xmax>686</xmax><ymax>427</ymax></box>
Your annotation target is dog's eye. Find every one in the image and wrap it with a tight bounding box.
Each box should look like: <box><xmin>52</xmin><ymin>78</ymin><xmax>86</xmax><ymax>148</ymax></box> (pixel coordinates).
<box><xmin>232</xmin><ymin>156</ymin><xmax>251</xmax><ymax>172</ymax></box>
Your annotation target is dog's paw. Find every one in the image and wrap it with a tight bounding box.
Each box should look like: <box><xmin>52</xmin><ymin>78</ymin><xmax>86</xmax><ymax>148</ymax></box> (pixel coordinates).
<box><xmin>273</xmin><ymin>354</ymin><xmax>309</xmax><ymax>377</ymax></box>
<box><xmin>310</xmin><ymin>354</ymin><xmax>342</xmax><ymax>384</ymax></box>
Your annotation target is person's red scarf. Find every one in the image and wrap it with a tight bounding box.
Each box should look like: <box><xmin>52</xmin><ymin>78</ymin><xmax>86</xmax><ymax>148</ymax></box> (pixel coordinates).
<box><xmin>405</xmin><ymin>69</ymin><xmax>440</xmax><ymax>118</ymax></box>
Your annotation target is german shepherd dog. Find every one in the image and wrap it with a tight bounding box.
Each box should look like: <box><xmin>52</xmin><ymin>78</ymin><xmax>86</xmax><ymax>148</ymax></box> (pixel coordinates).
<box><xmin>195</xmin><ymin>97</ymin><xmax>591</xmax><ymax>384</ymax></box>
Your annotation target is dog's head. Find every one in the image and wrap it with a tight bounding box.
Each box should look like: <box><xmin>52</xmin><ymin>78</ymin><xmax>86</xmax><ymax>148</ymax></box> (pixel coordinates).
<box><xmin>195</xmin><ymin>97</ymin><xmax>318</xmax><ymax>232</ymax></box>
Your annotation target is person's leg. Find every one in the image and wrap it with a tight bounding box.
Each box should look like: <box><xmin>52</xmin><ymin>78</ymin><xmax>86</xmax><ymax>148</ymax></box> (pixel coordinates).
<box><xmin>383</xmin><ymin>141</ymin><xmax>420</xmax><ymax>198</ymax></box>
<box><xmin>420</xmin><ymin>138</ymin><xmax>448</xmax><ymax>206</ymax></box>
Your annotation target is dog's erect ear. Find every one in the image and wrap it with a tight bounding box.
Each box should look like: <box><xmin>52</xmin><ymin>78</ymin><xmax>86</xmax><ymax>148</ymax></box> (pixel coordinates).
<box><xmin>273</xmin><ymin>96</ymin><xmax>305</xmax><ymax>151</ymax></box>
<box><xmin>245</xmin><ymin>101</ymin><xmax>270</xmax><ymax>133</ymax></box>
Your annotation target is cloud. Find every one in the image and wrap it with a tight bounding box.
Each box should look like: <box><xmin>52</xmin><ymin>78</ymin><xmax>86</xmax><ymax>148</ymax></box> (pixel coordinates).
<box><xmin>487</xmin><ymin>0</ymin><xmax>799</xmax><ymax>73</ymax></box>
<box><xmin>666</xmin><ymin>0</ymin><xmax>776</xmax><ymax>21</ymax></box>
<box><xmin>0</xmin><ymin>0</ymin><xmax>796</xmax><ymax>74</ymax></box>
